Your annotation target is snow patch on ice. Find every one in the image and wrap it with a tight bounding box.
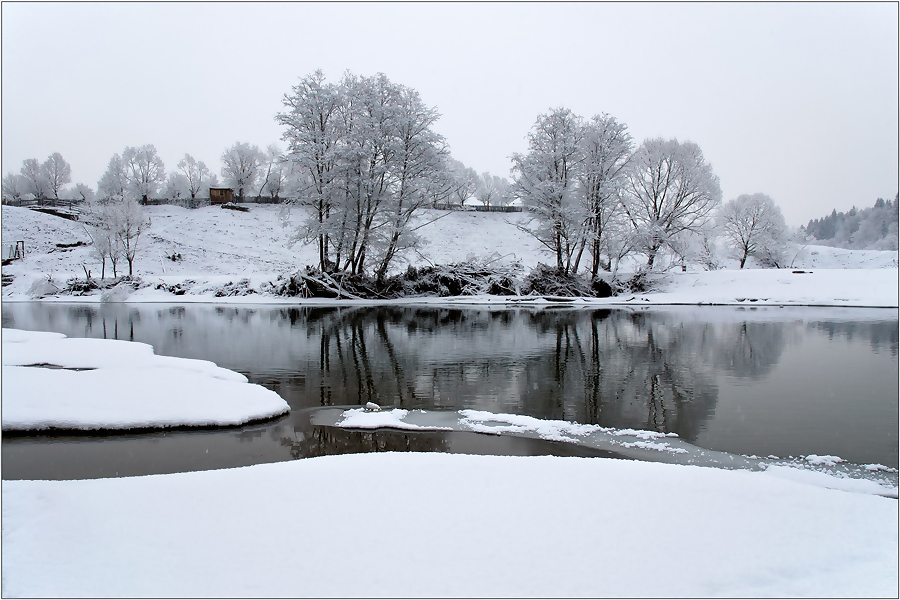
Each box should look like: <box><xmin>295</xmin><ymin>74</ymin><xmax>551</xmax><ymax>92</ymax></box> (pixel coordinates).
<box><xmin>806</xmin><ymin>454</ymin><xmax>845</xmax><ymax>466</ymax></box>
<box><xmin>611</xmin><ymin>428</ymin><xmax>679</xmax><ymax>439</ymax></box>
<box><xmin>336</xmin><ymin>408</ymin><xmax>451</xmax><ymax>431</ymax></box>
<box><xmin>619</xmin><ymin>440</ymin><xmax>688</xmax><ymax>453</ymax></box>
<box><xmin>459</xmin><ymin>409</ymin><xmax>602</xmax><ymax>442</ymax></box>
<box><xmin>865</xmin><ymin>463</ymin><xmax>897</xmax><ymax>472</ymax></box>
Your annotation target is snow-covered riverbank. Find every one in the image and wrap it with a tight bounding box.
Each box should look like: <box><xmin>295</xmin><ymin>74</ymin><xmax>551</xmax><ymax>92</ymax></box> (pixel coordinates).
<box><xmin>2</xmin><ymin>204</ymin><xmax>898</xmax><ymax>307</ymax></box>
<box><xmin>3</xmin><ymin>451</ymin><xmax>896</xmax><ymax>597</ymax></box>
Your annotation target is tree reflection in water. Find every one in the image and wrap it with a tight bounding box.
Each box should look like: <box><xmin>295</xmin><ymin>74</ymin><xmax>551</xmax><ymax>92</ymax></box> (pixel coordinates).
<box><xmin>2</xmin><ymin>302</ymin><xmax>896</xmax><ymax>448</ymax></box>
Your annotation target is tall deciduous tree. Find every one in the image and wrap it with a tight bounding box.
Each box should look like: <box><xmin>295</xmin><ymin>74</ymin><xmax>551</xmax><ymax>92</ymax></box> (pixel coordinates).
<box><xmin>163</xmin><ymin>172</ymin><xmax>190</xmax><ymax>200</ymax></box>
<box><xmin>42</xmin><ymin>153</ymin><xmax>72</xmax><ymax>200</ymax></box>
<box><xmin>373</xmin><ymin>83</ymin><xmax>449</xmax><ymax>281</ymax></box>
<box><xmin>511</xmin><ymin>107</ymin><xmax>585</xmax><ymax>275</ymax></box>
<box><xmin>123</xmin><ymin>145</ymin><xmax>165</xmax><ymax>203</ymax></box>
<box><xmin>448</xmin><ymin>159</ymin><xmax>479</xmax><ymax>208</ymax></box>
<box><xmin>83</xmin><ymin>199</ymin><xmax>119</xmax><ymax>278</ymax></box>
<box><xmin>97</xmin><ymin>153</ymin><xmax>129</xmax><ymax>201</ymax></box>
<box><xmin>256</xmin><ymin>144</ymin><xmax>286</xmax><ymax>201</ymax></box>
<box><xmin>83</xmin><ymin>195</ymin><xmax>149</xmax><ymax>277</ymax></box>
<box><xmin>68</xmin><ymin>183</ymin><xmax>95</xmax><ymax>203</ymax></box>
<box><xmin>577</xmin><ymin>114</ymin><xmax>633</xmax><ymax>278</ymax></box>
<box><xmin>113</xmin><ymin>198</ymin><xmax>150</xmax><ymax>276</ymax></box>
<box><xmin>278</xmin><ymin>70</ymin><xmax>449</xmax><ymax>278</ymax></box>
<box><xmin>620</xmin><ymin>138</ymin><xmax>722</xmax><ymax>270</ymax></box>
<box><xmin>177</xmin><ymin>154</ymin><xmax>212</xmax><ymax>199</ymax></box>
<box><xmin>276</xmin><ymin>69</ymin><xmax>343</xmax><ymax>270</ymax></box>
<box><xmin>2</xmin><ymin>172</ymin><xmax>26</xmax><ymax>202</ymax></box>
<box><xmin>221</xmin><ymin>142</ymin><xmax>262</xmax><ymax>202</ymax></box>
<box><xmin>719</xmin><ymin>193</ymin><xmax>788</xmax><ymax>268</ymax></box>
<box><xmin>19</xmin><ymin>158</ymin><xmax>47</xmax><ymax>201</ymax></box>
<box><xmin>475</xmin><ymin>172</ymin><xmax>510</xmax><ymax>207</ymax></box>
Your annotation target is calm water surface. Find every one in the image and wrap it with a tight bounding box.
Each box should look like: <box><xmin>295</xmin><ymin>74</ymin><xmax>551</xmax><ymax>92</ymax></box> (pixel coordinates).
<box><xmin>2</xmin><ymin>302</ymin><xmax>897</xmax><ymax>478</ymax></box>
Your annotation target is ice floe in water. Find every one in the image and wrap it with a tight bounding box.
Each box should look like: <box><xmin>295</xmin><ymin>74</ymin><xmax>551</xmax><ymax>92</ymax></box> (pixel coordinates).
<box><xmin>337</xmin><ymin>407</ymin><xmax>452</xmax><ymax>431</ymax></box>
<box><xmin>2</xmin><ymin>328</ymin><xmax>289</xmax><ymax>431</ymax></box>
<box><xmin>320</xmin><ymin>406</ymin><xmax>899</xmax><ymax>497</ymax></box>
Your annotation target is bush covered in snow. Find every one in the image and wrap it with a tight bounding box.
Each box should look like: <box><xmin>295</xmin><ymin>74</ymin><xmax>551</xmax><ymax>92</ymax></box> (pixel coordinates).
<box><xmin>522</xmin><ymin>263</ymin><xmax>594</xmax><ymax>297</ymax></box>
<box><xmin>154</xmin><ymin>280</ymin><xmax>194</xmax><ymax>295</ymax></box>
<box><xmin>214</xmin><ymin>278</ymin><xmax>254</xmax><ymax>297</ymax></box>
<box><xmin>63</xmin><ymin>276</ymin><xmax>101</xmax><ymax>295</ymax></box>
<box><xmin>27</xmin><ymin>275</ymin><xmax>61</xmax><ymax>299</ymax></box>
<box><xmin>263</xmin><ymin>258</ymin><xmax>524</xmax><ymax>299</ymax></box>
<box><xmin>395</xmin><ymin>257</ymin><xmax>522</xmax><ymax>297</ymax></box>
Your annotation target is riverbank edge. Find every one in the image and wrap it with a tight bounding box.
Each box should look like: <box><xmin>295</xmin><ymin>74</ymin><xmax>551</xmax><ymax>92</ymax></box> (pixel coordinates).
<box><xmin>3</xmin><ymin>296</ymin><xmax>897</xmax><ymax>308</ymax></box>
<box><xmin>5</xmin><ymin>267</ymin><xmax>896</xmax><ymax>308</ymax></box>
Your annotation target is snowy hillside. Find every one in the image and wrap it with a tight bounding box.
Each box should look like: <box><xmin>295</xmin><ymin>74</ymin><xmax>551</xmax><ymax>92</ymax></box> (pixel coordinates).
<box><xmin>1</xmin><ymin>204</ymin><xmax>898</xmax><ymax>306</ymax></box>
<box><xmin>0</xmin><ymin>205</ymin><xmax>544</xmax><ymax>279</ymax></box>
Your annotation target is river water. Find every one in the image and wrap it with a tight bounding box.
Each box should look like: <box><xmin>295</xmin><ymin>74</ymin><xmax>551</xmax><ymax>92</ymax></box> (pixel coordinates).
<box><xmin>2</xmin><ymin>302</ymin><xmax>897</xmax><ymax>479</ymax></box>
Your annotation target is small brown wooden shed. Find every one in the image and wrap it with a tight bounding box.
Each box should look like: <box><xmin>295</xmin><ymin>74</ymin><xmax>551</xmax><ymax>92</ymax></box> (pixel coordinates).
<box><xmin>209</xmin><ymin>187</ymin><xmax>235</xmax><ymax>205</ymax></box>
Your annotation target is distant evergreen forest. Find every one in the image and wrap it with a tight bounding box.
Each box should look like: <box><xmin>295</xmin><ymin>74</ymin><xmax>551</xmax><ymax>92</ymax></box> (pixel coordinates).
<box><xmin>802</xmin><ymin>194</ymin><xmax>899</xmax><ymax>251</ymax></box>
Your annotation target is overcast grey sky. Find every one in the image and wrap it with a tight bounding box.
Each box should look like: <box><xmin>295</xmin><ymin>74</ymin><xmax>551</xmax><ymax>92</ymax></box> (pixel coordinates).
<box><xmin>2</xmin><ymin>2</ymin><xmax>897</xmax><ymax>226</ymax></box>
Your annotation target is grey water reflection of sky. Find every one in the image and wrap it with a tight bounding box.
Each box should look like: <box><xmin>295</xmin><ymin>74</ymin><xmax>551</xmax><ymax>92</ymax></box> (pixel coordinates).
<box><xmin>2</xmin><ymin>2</ymin><xmax>897</xmax><ymax>226</ymax></box>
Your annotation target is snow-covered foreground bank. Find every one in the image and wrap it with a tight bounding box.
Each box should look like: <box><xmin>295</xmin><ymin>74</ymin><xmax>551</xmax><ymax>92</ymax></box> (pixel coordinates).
<box><xmin>3</xmin><ymin>452</ymin><xmax>896</xmax><ymax>598</ymax></box>
<box><xmin>2</xmin><ymin>204</ymin><xmax>898</xmax><ymax>306</ymax></box>
<box><xmin>1</xmin><ymin>328</ymin><xmax>288</xmax><ymax>430</ymax></box>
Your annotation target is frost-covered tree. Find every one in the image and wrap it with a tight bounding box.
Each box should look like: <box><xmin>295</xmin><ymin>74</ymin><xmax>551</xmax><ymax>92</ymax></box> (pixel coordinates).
<box><xmin>448</xmin><ymin>159</ymin><xmax>479</xmax><ymax>208</ymax></box>
<box><xmin>278</xmin><ymin>70</ymin><xmax>449</xmax><ymax>277</ymax></box>
<box><xmin>851</xmin><ymin>196</ymin><xmax>899</xmax><ymax>250</ymax></box>
<box><xmin>511</xmin><ymin>107</ymin><xmax>585</xmax><ymax>275</ymax></box>
<box><xmin>576</xmin><ymin>113</ymin><xmax>633</xmax><ymax>278</ymax></box>
<box><xmin>620</xmin><ymin>138</ymin><xmax>722</xmax><ymax>270</ymax></box>
<box><xmin>331</xmin><ymin>71</ymin><xmax>400</xmax><ymax>276</ymax></box>
<box><xmin>67</xmin><ymin>183</ymin><xmax>95</xmax><ymax>204</ymax></box>
<box><xmin>177</xmin><ymin>154</ymin><xmax>212</xmax><ymax>199</ymax></box>
<box><xmin>113</xmin><ymin>197</ymin><xmax>150</xmax><ymax>275</ymax></box>
<box><xmin>83</xmin><ymin>196</ymin><xmax>149</xmax><ymax>277</ymax></box>
<box><xmin>83</xmin><ymin>200</ymin><xmax>121</xmax><ymax>278</ymax></box>
<box><xmin>163</xmin><ymin>172</ymin><xmax>190</xmax><ymax>200</ymax></box>
<box><xmin>97</xmin><ymin>153</ymin><xmax>129</xmax><ymax>201</ymax></box>
<box><xmin>122</xmin><ymin>145</ymin><xmax>165</xmax><ymax>203</ymax></box>
<box><xmin>276</xmin><ymin>70</ymin><xmax>344</xmax><ymax>269</ymax></box>
<box><xmin>19</xmin><ymin>158</ymin><xmax>48</xmax><ymax>201</ymax></box>
<box><xmin>221</xmin><ymin>142</ymin><xmax>262</xmax><ymax>202</ymax></box>
<box><xmin>719</xmin><ymin>193</ymin><xmax>788</xmax><ymax>268</ymax></box>
<box><xmin>373</xmin><ymin>83</ymin><xmax>449</xmax><ymax>281</ymax></box>
<box><xmin>42</xmin><ymin>153</ymin><xmax>72</xmax><ymax>200</ymax></box>
<box><xmin>256</xmin><ymin>144</ymin><xmax>286</xmax><ymax>201</ymax></box>
<box><xmin>91</xmin><ymin>152</ymin><xmax>152</xmax><ymax>275</ymax></box>
<box><xmin>2</xmin><ymin>172</ymin><xmax>26</xmax><ymax>202</ymax></box>
<box><xmin>475</xmin><ymin>172</ymin><xmax>510</xmax><ymax>207</ymax></box>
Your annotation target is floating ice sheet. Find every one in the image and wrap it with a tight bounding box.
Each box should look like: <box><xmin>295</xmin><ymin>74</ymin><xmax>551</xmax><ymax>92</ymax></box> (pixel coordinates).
<box><xmin>327</xmin><ymin>406</ymin><xmax>898</xmax><ymax>497</ymax></box>
<box><xmin>1</xmin><ymin>328</ymin><xmax>289</xmax><ymax>431</ymax></box>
